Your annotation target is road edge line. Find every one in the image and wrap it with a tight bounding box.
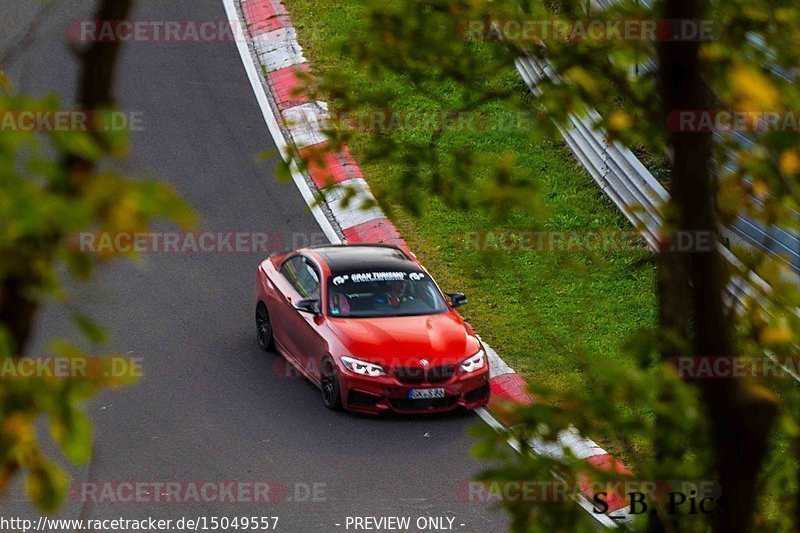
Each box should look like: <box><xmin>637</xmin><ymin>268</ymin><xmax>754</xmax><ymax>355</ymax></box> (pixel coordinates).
<box><xmin>221</xmin><ymin>0</ymin><xmax>342</xmax><ymax>245</ymax></box>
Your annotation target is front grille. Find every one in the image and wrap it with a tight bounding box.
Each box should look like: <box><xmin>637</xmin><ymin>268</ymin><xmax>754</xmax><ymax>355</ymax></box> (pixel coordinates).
<box><xmin>393</xmin><ymin>365</ymin><xmax>455</xmax><ymax>384</ymax></box>
<box><xmin>389</xmin><ymin>396</ymin><xmax>459</xmax><ymax>411</ymax></box>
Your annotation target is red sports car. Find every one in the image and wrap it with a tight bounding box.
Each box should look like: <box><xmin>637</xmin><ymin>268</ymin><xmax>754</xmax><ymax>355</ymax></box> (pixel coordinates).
<box><xmin>253</xmin><ymin>244</ymin><xmax>490</xmax><ymax>414</ymax></box>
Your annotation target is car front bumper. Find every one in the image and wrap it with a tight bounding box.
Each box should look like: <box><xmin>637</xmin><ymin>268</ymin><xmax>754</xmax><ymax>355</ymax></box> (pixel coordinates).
<box><xmin>338</xmin><ymin>366</ymin><xmax>491</xmax><ymax>415</ymax></box>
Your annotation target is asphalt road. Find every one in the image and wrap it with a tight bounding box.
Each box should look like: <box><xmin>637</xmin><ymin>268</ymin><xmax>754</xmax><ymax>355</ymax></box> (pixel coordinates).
<box><xmin>2</xmin><ymin>1</ymin><xmax>507</xmax><ymax>531</ymax></box>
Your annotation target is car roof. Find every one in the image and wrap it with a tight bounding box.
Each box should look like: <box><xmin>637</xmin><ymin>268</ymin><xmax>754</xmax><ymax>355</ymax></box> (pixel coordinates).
<box><xmin>307</xmin><ymin>244</ymin><xmax>421</xmax><ymax>274</ymax></box>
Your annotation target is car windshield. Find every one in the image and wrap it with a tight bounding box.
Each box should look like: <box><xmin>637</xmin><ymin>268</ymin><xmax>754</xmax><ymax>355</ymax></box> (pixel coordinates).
<box><xmin>327</xmin><ymin>270</ymin><xmax>448</xmax><ymax>318</ymax></box>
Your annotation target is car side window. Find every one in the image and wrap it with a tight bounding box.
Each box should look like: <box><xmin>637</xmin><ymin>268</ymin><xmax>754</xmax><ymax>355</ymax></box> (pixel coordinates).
<box><xmin>280</xmin><ymin>256</ymin><xmax>302</xmax><ymax>288</ymax></box>
<box><xmin>280</xmin><ymin>256</ymin><xmax>320</xmax><ymax>299</ymax></box>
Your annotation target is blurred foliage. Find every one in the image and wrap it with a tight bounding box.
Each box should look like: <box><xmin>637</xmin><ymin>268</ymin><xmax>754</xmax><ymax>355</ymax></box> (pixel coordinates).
<box><xmin>0</xmin><ymin>75</ymin><xmax>194</xmax><ymax>510</ymax></box>
<box><xmin>295</xmin><ymin>0</ymin><xmax>800</xmax><ymax>530</ymax></box>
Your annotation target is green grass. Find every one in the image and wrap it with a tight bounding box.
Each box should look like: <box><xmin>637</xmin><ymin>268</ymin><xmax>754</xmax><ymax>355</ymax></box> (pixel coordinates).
<box><xmin>284</xmin><ymin>0</ymin><xmax>657</xmax><ymax>452</ymax></box>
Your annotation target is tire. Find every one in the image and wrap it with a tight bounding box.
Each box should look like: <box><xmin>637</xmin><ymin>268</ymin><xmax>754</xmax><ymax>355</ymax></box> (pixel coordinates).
<box><xmin>320</xmin><ymin>359</ymin><xmax>342</xmax><ymax>410</ymax></box>
<box><xmin>255</xmin><ymin>303</ymin><xmax>275</xmax><ymax>351</ymax></box>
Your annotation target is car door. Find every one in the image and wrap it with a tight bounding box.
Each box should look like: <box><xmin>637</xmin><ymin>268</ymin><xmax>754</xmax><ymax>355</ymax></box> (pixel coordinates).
<box><xmin>267</xmin><ymin>255</ymin><xmax>302</xmax><ymax>357</ymax></box>
<box><xmin>279</xmin><ymin>255</ymin><xmax>326</xmax><ymax>380</ymax></box>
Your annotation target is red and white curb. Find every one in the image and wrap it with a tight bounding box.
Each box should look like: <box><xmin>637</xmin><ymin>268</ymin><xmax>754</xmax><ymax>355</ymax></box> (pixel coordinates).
<box><xmin>222</xmin><ymin>0</ymin><xmax>631</xmax><ymax>526</ymax></box>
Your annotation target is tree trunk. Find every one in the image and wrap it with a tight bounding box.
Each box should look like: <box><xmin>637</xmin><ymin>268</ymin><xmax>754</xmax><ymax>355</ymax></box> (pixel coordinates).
<box><xmin>0</xmin><ymin>0</ymin><xmax>133</xmax><ymax>355</ymax></box>
<box><xmin>648</xmin><ymin>249</ymin><xmax>690</xmax><ymax>533</ymax></box>
<box><xmin>657</xmin><ymin>0</ymin><xmax>778</xmax><ymax>531</ymax></box>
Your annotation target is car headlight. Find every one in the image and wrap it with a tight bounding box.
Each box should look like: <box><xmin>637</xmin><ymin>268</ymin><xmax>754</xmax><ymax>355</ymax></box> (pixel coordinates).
<box><xmin>460</xmin><ymin>349</ymin><xmax>486</xmax><ymax>373</ymax></box>
<box><xmin>341</xmin><ymin>356</ymin><xmax>387</xmax><ymax>377</ymax></box>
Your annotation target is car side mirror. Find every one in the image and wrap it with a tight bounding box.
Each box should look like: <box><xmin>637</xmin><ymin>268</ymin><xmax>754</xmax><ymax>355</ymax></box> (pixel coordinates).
<box><xmin>446</xmin><ymin>292</ymin><xmax>467</xmax><ymax>307</ymax></box>
<box><xmin>294</xmin><ymin>298</ymin><xmax>321</xmax><ymax>316</ymax></box>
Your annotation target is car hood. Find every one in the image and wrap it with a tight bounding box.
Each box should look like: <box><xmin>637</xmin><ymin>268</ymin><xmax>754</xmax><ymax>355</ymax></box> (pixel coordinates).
<box><xmin>329</xmin><ymin>311</ymin><xmax>479</xmax><ymax>366</ymax></box>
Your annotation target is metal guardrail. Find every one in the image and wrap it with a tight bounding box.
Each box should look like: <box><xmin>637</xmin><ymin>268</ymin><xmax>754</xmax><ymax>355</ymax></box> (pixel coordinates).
<box><xmin>585</xmin><ymin>0</ymin><xmax>800</xmax><ymax>273</ymax></box>
<box><xmin>515</xmin><ymin>52</ymin><xmax>793</xmax><ymax>316</ymax></box>
<box><xmin>516</xmin><ymin>52</ymin><xmax>800</xmax><ymax>385</ymax></box>
<box><xmin>516</xmin><ymin>56</ymin><xmax>665</xmax><ymax>248</ymax></box>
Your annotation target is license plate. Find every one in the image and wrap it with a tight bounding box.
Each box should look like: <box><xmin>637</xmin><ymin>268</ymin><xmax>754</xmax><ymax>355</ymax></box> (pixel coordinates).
<box><xmin>408</xmin><ymin>387</ymin><xmax>446</xmax><ymax>400</ymax></box>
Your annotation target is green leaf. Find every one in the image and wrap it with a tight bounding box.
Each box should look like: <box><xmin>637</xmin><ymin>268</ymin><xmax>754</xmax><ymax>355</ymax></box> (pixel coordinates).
<box><xmin>50</xmin><ymin>407</ymin><xmax>93</xmax><ymax>464</ymax></box>
<box><xmin>275</xmin><ymin>158</ymin><xmax>293</xmax><ymax>184</ymax></box>
<box><xmin>50</xmin><ymin>131</ymin><xmax>103</xmax><ymax>161</ymax></box>
<box><xmin>72</xmin><ymin>313</ymin><xmax>109</xmax><ymax>344</ymax></box>
<box><xmin>25</xmin><ymin>462</ymin><xmax>68</xmax><ymax>513</ymax></box>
